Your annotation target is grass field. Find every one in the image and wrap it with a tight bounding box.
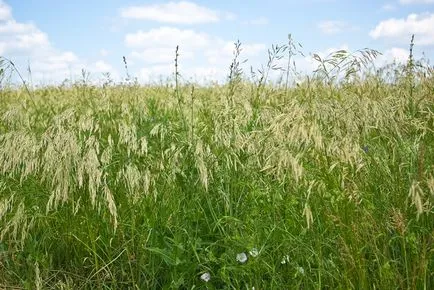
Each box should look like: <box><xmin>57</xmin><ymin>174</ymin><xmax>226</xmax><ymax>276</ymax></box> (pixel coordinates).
<box><xmin>0</xmin><ymin>44</ymin><xmax>433</xmax><ymax>289</ymax></box>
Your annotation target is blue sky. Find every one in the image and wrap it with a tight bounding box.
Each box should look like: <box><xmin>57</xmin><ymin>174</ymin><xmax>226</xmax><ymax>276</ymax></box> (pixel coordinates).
<box><xmin>1</xmin><ymin>0</ymin><xmax>433</xmax><ymax>84</ymax></box>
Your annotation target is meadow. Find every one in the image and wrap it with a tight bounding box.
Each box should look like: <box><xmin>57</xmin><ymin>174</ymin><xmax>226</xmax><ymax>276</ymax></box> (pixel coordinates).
<box><xmin>0</xmin><ymin>42</ymin><xmax>433</xmax><ymax>289</ymax></box>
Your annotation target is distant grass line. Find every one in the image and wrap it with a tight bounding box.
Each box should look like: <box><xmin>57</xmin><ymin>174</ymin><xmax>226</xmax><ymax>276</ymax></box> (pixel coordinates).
<box><xmin>0</xmin><ymin>45</ymin><xmax>433</xmax><ymax>289</ymax></box>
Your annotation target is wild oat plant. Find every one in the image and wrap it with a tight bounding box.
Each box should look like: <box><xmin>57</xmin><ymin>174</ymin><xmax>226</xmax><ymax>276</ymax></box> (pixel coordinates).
<box><xmin>0</xmin><ymin>40</ymin><xmax>433</xmax><ymax>289</ymax></box>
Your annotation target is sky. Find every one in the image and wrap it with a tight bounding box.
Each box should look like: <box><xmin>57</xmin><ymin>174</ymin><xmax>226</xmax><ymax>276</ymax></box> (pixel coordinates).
<box><xmin>1</xmin><ymin>0</ymin><xmax>433</xmax><ymax>84</ymax></box>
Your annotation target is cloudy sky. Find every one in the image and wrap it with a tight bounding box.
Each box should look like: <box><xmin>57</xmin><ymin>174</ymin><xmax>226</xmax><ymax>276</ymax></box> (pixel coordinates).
<box><xmin>1</xmin><ymin>0</ymin><xmax>433</xmax><ymax>84</ymax></box>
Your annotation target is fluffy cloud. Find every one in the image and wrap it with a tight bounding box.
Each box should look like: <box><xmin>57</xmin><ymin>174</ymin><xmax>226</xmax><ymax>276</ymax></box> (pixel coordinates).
<box><xmin>0</xmin><ymin>21</ymin><xmax>50</xmax><ymax>53</ymax></box>
<box><xmin>31</xmin><ymin>52</ymin><xmax>79</xmax><ymax>71</ymax></box>
<box><xmin>206</xmin><ymin>42</ymin><xmax>266</xmax><ymax>65</ymax></box>
<box><xmin>381</xmin><ymin>47</ymin><xmax>409</xmax><ymax>64</ymax></box>
<box><xmin>120</xmin><ymin>1</ymin><xmax>220</xmax><ymax>24</ymax></box>
<box><xmin>305</xmin><ymin>45</ymin><xmax>409</xmax><ymax>73</ymax></box>
<box><xmin>138</xmin><ymin>65</ymin><xmax>230</xmax><ymax>84</ymax></box>
<box><xmin>93</xmin><ymin>60</ymin><xmax>113</xmax><ymax>72</ymax></box>
<box><xmin>124</xmin><ymin>26</ymin><xmax>266</xmax><ymax>83</ymax></box>
<box><xmin>126</xmin><ymin>27</ymin><xmax>266</xmax><ymax>60</ymax></box>
<box><xmin>0</xmin><ymin>1</ymin><xmax>117</xmax><ymax>83</ymax></box>
<box><xmin>360</xmin><ymin>47</ymin><xmax>410</xmax><ymax>68</ymax></box>
<box><xmin>125</xmin><ymin>27</ymin><xmax>210</xmax><ymax>49</ymax></box>
<box><xmin>309</xmin><ymin>45</ymin><xmax>408</xmax><ymax>69</ymax></box>
<box><xmin>0</xmin><ymin>20</ymin><xmax>35</xmax><ymax>34</ymax></box>
<box><xmin>139</xmin><ymin>64</ymin><xmax>173</xmax><ymax>83</ymax></box>
<box><xmin>0</xmin><ymin>18</ymin><xmax>80</xmax><ymax>81</ymax></box>
<box><xmin>370</xmin><ymin>13</ymin><xmax>434</xmax><ymax>45</ymax></box>
<box><xmin>131</xmin><ymin>47</ymin><xmax>194</xmax><ymax>64</ymax></box>
<box><xmin>0</xmin><ymin>0</ymin><xmax>11</xmax><ymax>21</ymax></box>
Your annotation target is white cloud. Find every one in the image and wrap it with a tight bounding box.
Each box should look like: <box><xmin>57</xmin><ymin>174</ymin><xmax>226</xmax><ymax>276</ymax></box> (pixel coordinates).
<box><xmin>370</xmin><ymin>13</ymin><xmax>434</xmax><ymax>45</ymax></box>
<box><xmin>206</xmin><ymin>42</ymin><xmax>266</xmax><ymax>65</ymax></box>
<box><xmin>138</xmin><ymin>64</ymin><xmax>173</xmax><ymax>82</ymax></box>
<box><xmin>294</xmin><ymin>44</ymin><xmax>351</xmax><ymax>75</ymax></box>
<box><xmin>30</xmin><ymin>53</ymin><xmax>79</xmax><ymax>72</ymax></box>
<box><xmin>0</xmin><ymin>0</ymin><xmax>11</xmax><ymax>21</ymax></box>
<box><xmin>0</xmin><ymin>1</ymin><xmax>117</xmax><ymax>83</ymax></box>
<box><xmin>0</xmin><ymin>10</ymin><xmax>59</xmax><ymax>59</ymax></box>
<box><xmin>131</xmin><ymin>47</ymin><xmax>194</xmax><ymax>64</ymax></box>
<box><xmin>382</xmin><ymin>47</ymin><xmax>409</xmax><ymax>63</ymax></box>
<box><xmin>241</xmin><ymin>43</ymin><xmax>267</xmax><ymax>57</ymax></box>
<box><xmin>125</xmin><ymin>27</ymin><xmax>210</xmax><ymax>49</ymax></box>
<box><xmin>124</xmin><ymin>26</ymin><xmax>265</xmax><ymax>83</ymax></box>
<box><xmin>318</xmin><ymin>21</ymin><xmax>352</xmax><ymax>34</ymax></box>
<box><xmin>16</xmin><ymin>31</ymin><xmax>50</xmax><ymax>49</ymax></box>
<box><xmin>120</xmin><ymin>1</ymin><xmax>220</xmax><ymax>24</ymax></box>
<box><xmin>399</xmin><ymin>0</ymin><xmax>434</xmax><ymax>4</ymax></box>
<box><xmin>46</xmin><ymin>51</ymin><xmax>78</xmax><ymax>64</ymax></box>
<box><xmin>0</xmin><ymin>20</ymin><xmax>35</xmax><ymax>34</ymax></box>
<box><xmin>369</xmin><ymin>47</ymin><xmax>409</xmax><ymax>69</ymax></box>
<box><xmin>186</xmin><ymin>66</ymin><xmax>226</xmax><ymax>81</ymax></box>
<box><xmin>302</xmin><ymin>45</ymin><xmax>408</xmax><ymax>75</ymax></box>
<box><xmin>0</xmin><ymin>20</ymin><xmax>51</xmax><ymax>53</ymax></box>
<box><xmin>255</xmin><ymin>44</ymin><xmax>363</xmax><ymax>83</ymax></box>
<box><xmin>138</xmin><ymin>64</ymin><xmax>230</xmax><ymax>84</ymax></box>
<box><xmin>93</xmin><ymin>60</ymin><xmax>113</xmax><ymax>72</ymax></box>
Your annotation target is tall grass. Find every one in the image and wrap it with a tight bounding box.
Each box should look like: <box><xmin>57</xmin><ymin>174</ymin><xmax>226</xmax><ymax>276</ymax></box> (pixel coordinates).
<box><xmin>0</xmin><ymin>39</ymin><xmax>433</xmax><ymax>289</ymax></box>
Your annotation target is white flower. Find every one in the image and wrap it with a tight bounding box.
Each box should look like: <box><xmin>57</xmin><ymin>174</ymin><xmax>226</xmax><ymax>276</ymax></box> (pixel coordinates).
<box><xmin>249</xmin><ymin>248</ymin><xmax>259</xmax><ymax>257</ymax></box>
<box><xmin>236</xmin><ymin>252</ymin><xmax>248</xmax><ymax>263</ymax></box>
<box><xmin>200</xmin><ymin>272</ymin><xmax>211</xmax><ymax>282</ymax></box>
<box><xmin>296</xmin><ymin>266</ymin><xmax>305</xmax><ymax>275</ymax></box>
<box><xmin>281</xmin><ymin>255</ymin><xmax>290</xmax><ymax>264</ymax></box>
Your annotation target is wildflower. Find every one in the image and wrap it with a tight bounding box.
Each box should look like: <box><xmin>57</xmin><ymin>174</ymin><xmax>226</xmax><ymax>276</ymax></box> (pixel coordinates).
<box><xmin>296</xmin><ymin>266</ymin><xmax>305</xmax><ymax>275</ymax></box>
<box><xmin>281</xmin><ymin>255</ymin><xmax>290</xmax><ymax>265</ymax></box>
<box><xmin>236</xmin><ymin>252</ymin><xmax>248</xmax><ymax>263</ymax></box>
<box><xmin>200</xmin><ymin>272</ymin><xmax>211</xmax><ymax>282</ymax></box>
<box><xmin>249</xmin><ymin>248</ymin><xmax>259</xmax><ymax>257</ymax></box>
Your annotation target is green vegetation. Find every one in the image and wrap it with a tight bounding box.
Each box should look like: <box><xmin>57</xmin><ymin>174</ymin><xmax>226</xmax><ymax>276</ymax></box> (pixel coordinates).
<box><xmin>0</xmin><ymin>39</ymin><xmax>433</xmax><ymax>289</ymax></box>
